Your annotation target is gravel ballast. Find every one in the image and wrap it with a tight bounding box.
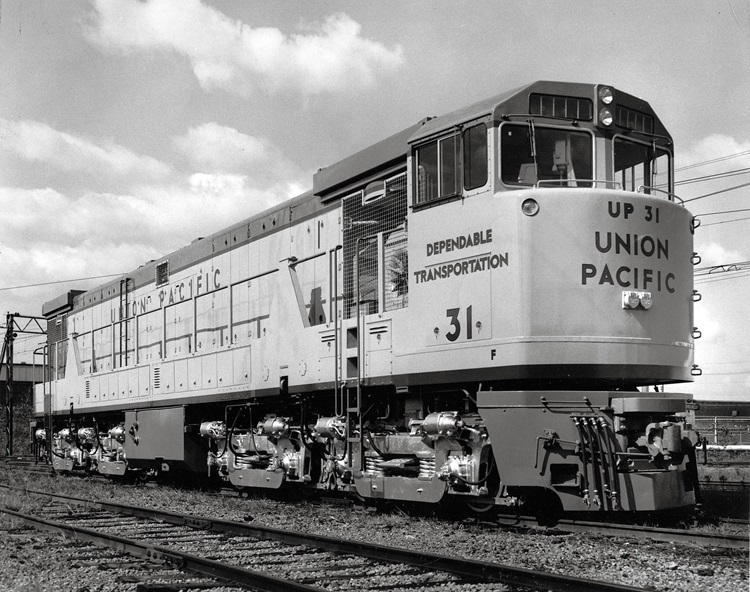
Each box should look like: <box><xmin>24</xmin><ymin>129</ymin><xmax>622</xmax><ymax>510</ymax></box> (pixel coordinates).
<box><xmin>0</xmin><ymin>471</ymin><xmax>746</xmax><ymax>592</ymax></box>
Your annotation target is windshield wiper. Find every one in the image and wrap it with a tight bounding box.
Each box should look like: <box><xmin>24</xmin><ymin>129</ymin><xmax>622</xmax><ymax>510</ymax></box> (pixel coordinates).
<box><xmin>621</xmin><ymin>127</ymin><xmax>672</xmax><ymax>145</ymax></box>
<box><xmin>527</xmin><ymin>119</ymin><xmax>537</xmax><ymax>158</ymax></box>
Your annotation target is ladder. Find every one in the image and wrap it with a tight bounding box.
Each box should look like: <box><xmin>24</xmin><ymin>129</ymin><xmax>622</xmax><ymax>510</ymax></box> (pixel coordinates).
<box><xmin>340</xmin><ymin>239</ymin><xmax>374</xmax><ymax>475</ymax></box>
<box><xmin>118</xmin><ymin>278</ymin><xmax>131</xmax><ymax>368</ymax></box>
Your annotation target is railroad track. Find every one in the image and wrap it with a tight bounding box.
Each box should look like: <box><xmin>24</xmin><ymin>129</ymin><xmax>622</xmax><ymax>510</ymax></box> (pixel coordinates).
<box><xmin>0</xmin><ymin>455</ymin><xmax>53</xmax><ymax>475</ymax></box>
<box><xmin>0</xmin><ymin>520</ymin><xmax>237</xmax><ymax>591</ymax></box>
<box><xmin>492</xmin><ymin>514</ymin><xmax>748</xmax><ymax>550</ymax></box>
<box><xmin>701</xmin><ymin>460</ymin><xmax>750</xmax><ymax>466</ymax></box>
<box><xmin>2</xmin><ymin>457</ymin><xmax>747</xmax><ymax>545</ymax></box>
<box><xmin>700</xmin><ymin>478</ymin><xmax>748</xmax><ymax>489</ymax></box>
<box><xmin>0</xmin><ymin>484</ymin><xmax>652</xmax><ymax>592</ymax></box>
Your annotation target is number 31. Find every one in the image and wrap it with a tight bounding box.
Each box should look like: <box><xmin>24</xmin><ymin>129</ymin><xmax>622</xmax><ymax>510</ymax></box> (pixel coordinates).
<box><xmin>446</xmin><ymin>306</ymin><xmax>473</xmax><ymax>342</ymax></box>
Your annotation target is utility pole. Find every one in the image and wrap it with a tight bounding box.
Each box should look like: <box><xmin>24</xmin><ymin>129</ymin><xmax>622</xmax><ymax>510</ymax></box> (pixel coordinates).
<box><xmin>0</xmin><ymin>321</ymin><xmax>14</xmax><ymax>457</ymax></box>
<box><xmin>1</xmin><ymin>313</ymin><xmax>46</xmax><ymax>456</ymax></box>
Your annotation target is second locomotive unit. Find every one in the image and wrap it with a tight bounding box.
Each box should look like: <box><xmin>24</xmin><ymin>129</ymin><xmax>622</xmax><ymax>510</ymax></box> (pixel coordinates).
<box><xmin>34</xmin><ymin>80</ymin><xmax>702</xmax><ymax>514</ymax></box>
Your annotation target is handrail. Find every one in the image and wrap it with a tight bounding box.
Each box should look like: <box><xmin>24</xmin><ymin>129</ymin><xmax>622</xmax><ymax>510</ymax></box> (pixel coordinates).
<box><xmin>534</xmin><ymin>179</ymin><xmax>622</xmax><ymax>189</ymax></box>
<box><xmin>529</xmin><ymin>179</ymin><xmax>684</xmax><ymax>205</ymax></box>
<box><xmin>637</xmin><ymin>185</ymin><xmax>684</xmax><ymax>204</ymax></box>
<box><xmin>331</xmin><ymin>246</ymin><xmax>343</xmax><ymax>418</ymax></box>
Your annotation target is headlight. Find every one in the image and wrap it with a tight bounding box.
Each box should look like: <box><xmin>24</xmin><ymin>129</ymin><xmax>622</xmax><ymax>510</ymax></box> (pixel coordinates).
<box><xmin>599</xmin><ymin>86</ymin><xmax>614</xmax><ymax>104</ymax></box>
<box><xmin>599</xmin><ymin>108</ymin><xmax>614</xmax><ymax>126</ymax></box>
<box><xmin>622</xmin><ymin>291</ymin><xmax>653</xmax><ymax>310</ymax></box>
<box><xmin>623</xmin><ymin>291</ymin><xmax>640</xmax><ymax>309</ymax></box>
<box><xmin>521</xmin><ymin>198</ymin><xmax>539</xmax><ymax>216</ymax></box>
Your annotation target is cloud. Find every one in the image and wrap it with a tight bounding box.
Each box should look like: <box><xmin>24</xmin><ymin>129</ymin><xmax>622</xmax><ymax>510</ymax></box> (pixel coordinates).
<box><xmin>188</xmin><ymin>172</ymin><xmax>251</xmax><ymax>197</ymax></box>
<box><xmin>174</xmin><ymin>123</ymin><xmax>269</xmax><ymax>171</ymax></box>
<box><xmin>678</xmin><ymin>134</ymin><xmax>750</xmax><ymax>170</ymax></box>
<box><xmin>697</xmin><ymin>242</ymin><xmax>742</xmax><ymax>267</ymax></box>
<box><xmin>0</xmin><ymin>178</ymin><xmax>295</xmax><ymax>254</ymax></box>
<box><xmin>0</xmin><ymin>177</ymin><xmax>302</xmax><ymax>321</ymax></box>
<box><xmin>86</xmin><ymin>0</ymin><xmax>404</xmax><ymax>96</ymax></box>
<box><xmin>173</xmin><ymin>123</ymin><xmax>310</xmax><ymax>190</ymax></box>
<box><xmin>694</xmin><ymin>304</ymin><xmax>724</xmax><ymax>345</ymax></box>
<box><xmin>0</xmin><ymin>118</ymin><xmax>171</xmax><ymax>180</ymax></box>
<box><xmin>677</xmin><ymin>134</ymin><xmax>750</xmax><ymax>203</ymax></box>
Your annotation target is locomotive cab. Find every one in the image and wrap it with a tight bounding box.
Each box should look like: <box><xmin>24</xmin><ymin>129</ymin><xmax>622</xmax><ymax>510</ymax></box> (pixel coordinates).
<box><xmin>402</xmin><ymin>81</ymin><xmax>699</xmax><ymax>512</ymax></box>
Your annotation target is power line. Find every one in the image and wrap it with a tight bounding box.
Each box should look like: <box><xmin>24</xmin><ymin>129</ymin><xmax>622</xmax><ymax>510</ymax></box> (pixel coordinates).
<box><xmin>0</xmin><ymin>273</ymin><xmax>122</xmax><ymax>293</ymax></box>
<box><xmin>11</xmin><ymin>341</ymin><xmax>47</xmax><ymax>355</ymax></box>
<box><xmin>683</xmin><ymin>180</ymin><xmax>750</xmax><ymax>203</ymax></box>
<box><xmin>695</xmin><ymin>377</ymin><xmax>750</xmax><ymax>384</ymax></box>
<box><xmin>702</xmin><ymin>216</ymin><xmax>750</xmax><ymax>227</ymax></box>
<box><xmin>700</xmin><ymin>361</ymin><xmax>750</xmax><ymax>366</ymax></box>
<box><xmin>654</xmin><ymin>165</ymin><xmax>750</xmax><ymax>191</ymax></box>
<box><xmin>674</xmin><ymin>167</ymin><xmax>750</xmax><ymax>185</ymax></box>
<box><xmin>696</xmin><ymin>339</ymin><xmax>750</xmax><ymax>347</ymax></box>
<box><xmin>0</xmin><ymin>333</ymin><xmax>44</xmax><ymax>343</ymax></box>
<box><xmin>694</xmin><ymin>260</ymin><xmax>750</xmax><ymax>275</ymax></box>
<box><xmin>694</xmin><ymin>260</ymin><xmax>750</xmax><ymax>284</ymax></box>
<box><xmin>675</xmin><ymin>166</ymin><xmax>750</xmax><ymax>186</ymax></box>
<box><xmin>695</xmin><ymin>208</ymin><xmax>750</xmax><ymax>217</ymax></box>
<box><xmin>694</xmin><ymin>272</ymin><xmax>750</xmax><ymax>285</ymax></box>
<box><xmin>675</xmin><ymin>148</ymin><xmax>750</xmax><ymax>173</ymax></box>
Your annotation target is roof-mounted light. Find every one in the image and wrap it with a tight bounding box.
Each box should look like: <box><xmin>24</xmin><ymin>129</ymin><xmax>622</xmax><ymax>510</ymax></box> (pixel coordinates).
<box><xmin>595</xmin><ymin>84</ymin><xmax>616</xmax><ymax>129</ymax></box>
<box><xmin>599</xmin><ymin>86</ymin><xmax>614</xmax><ymax>105</ymax></box>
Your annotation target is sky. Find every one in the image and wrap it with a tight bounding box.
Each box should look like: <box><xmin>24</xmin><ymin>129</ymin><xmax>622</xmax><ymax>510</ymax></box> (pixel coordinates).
<box><xmin>0</xmin><ymin>0</ymin><xmax>748</xmax><ymax>401</ymax></box>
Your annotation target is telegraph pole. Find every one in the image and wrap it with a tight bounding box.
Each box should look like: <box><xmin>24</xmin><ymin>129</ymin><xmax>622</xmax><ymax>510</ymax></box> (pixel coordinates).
<box><xmin>0</xmin><ymin>319</ymin><xmax>14</xmax><ymax>456</ymax></box>
<box><xmin>1</xmin><ymin>313</ymin><xmax>46</xmax><ymax>456</ymax></box>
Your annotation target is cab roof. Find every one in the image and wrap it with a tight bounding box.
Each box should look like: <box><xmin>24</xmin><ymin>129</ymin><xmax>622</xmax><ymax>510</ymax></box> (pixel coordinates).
<box><xmin>313</xmin><ymin>80</ymin><xmax>671</xmax><ymax>199</ymax></box>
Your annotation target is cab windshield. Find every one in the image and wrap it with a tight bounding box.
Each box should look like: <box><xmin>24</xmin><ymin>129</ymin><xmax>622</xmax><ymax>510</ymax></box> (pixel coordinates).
<box><xmin>614</xmin><ymin>137</ymin><xmax>672</xmax><ymax>194</ymax></box>
<box><xmin>500</xmin><ymin>123</ymin><xmax>593</xmax><ymax>187</ymax></box>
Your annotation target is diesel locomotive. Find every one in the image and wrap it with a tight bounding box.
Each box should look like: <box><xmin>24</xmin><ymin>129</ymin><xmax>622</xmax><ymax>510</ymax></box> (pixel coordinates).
<box><xmin>33</xmin><ymin>80</ymin><xmax>702</xmax><ymax>514</ymax></box>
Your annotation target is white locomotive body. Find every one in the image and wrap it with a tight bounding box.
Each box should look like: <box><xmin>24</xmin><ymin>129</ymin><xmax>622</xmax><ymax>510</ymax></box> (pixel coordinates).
<box><xmin>35</xmin><ymin>81</ymin><xmax>701</xmax><ymax>513</ymax></box>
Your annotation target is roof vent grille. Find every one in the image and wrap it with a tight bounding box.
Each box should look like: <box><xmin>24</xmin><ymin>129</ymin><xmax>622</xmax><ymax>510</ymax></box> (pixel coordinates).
<box><xmin>156</xmin><ymin>261</ymin><xmax>169</xmax><ymax>287</ymax></box>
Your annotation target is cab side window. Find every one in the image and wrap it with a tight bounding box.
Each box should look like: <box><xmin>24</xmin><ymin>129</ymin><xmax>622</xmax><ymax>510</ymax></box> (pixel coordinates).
<box><xmin>463</xmin><ymin>123</ymin><xmax>487</xmax><ymax>190</ymax></box>
<box><xmin>414</xmin><ymin>122</ymin><xmax>488</xmax><ymax>205</ymax></box>
<box><xmin>415</xmin><ymin>136</ymin><xmax>453</xmax><ymax>204</ymax></box>
<box><xmin>440</xmin><ymin>135</ymin><xmax>458</xmax><ymax>197</ymax></box>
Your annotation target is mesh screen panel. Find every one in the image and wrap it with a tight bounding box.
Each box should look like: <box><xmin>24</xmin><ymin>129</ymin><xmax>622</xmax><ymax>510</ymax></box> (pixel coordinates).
<box><xmin>342</xmin><ymin>173</ymin><xmax>407</xmax><ymax>319</ymax></box>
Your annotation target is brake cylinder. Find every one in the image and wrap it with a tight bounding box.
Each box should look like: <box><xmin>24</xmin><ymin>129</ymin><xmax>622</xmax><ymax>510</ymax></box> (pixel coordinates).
<box><xmin>259</xmin><ymin>417</ymin><xmax>290</xmax><ymax>438</ymax></box>
<box><xmin>422</xmin><ymin>411</ymin><xmax>464</xmax><ymax>437</ymax></box>
<box><xmin>662</xmin><ymin>423</ymin><xmax>682</xmax><ymax>455</ymax></box>
<box><xmin>313</xmin><ymin>416</ymin><xmax>346</xmax><ymax>440</ymax></box>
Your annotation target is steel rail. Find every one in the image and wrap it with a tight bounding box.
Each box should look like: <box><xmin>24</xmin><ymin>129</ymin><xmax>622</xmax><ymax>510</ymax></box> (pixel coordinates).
<box><xmin>494</xmin><ymin>514</ymin><xmax>749</xmax><ymax>550</ymax></box>
<box><xmin>554</xmin><ymin>518</ymin><xmax>748</xmax><ymax>549</ymax></box>
<box><xmin>0</xmin><ymin>472</ymin><xmax>744</xmax><ymax>549</ymax></box>
<box><xmin>701</xmin><ymin>480</ymin><xmax>749</xmax><ymax>488</ymax></box>
<box><xmin>0</xmin><ymin>504</ymin><xmax>321</xmax><ymax>592</ymax></box>
<box><xmin>0</xmin><ymin>485</ymin><xmax>647</xmax><ymax>592</ymax></box>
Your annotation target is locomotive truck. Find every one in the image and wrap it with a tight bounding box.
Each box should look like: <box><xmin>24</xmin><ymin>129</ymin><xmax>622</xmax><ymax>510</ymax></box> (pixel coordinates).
<box><xmin>33</xmin><ymin>80</ymin><xmax>702</xmax><ymax>514</ymax></box>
